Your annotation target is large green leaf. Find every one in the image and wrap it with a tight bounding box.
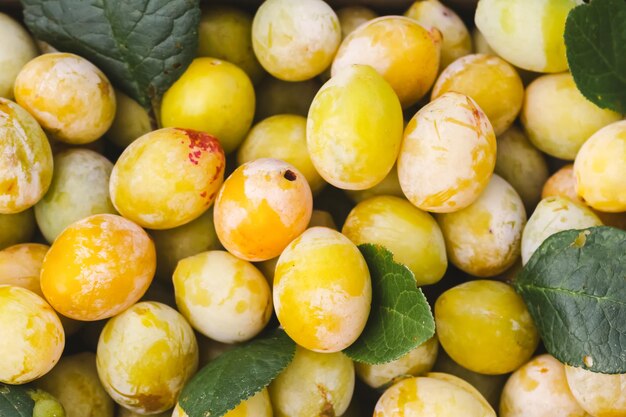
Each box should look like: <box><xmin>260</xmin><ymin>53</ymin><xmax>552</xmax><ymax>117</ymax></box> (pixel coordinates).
<box><xmin>21</xmin><ymin>0</ymin><xmax>201</xmax><ymax>108</ymax></box>
<box><xmin>343</xmin><ymin>244</ymin><xmax>435</xmax><ymax>365</ymax></box>
<box><xmin>178</xmin><ymin>330</ymin><xmax>295</xmax><ymax>417</ymax></box>
<box><xmin>0</xmin><ymin>384</ymin><xmax>65</xmax><ymax>417</ymax></box>
<box><xmin>516</xmin><ymin>226</ymin><xmax>626</xmax><ymax>374</ymax></box>
<box><xmin>565</xmin><ymin>0</ymin><xmax>626</xmax><ymax>113</ymax></box>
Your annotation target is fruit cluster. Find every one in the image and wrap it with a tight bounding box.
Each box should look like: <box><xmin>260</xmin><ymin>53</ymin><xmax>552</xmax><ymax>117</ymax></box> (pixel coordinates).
<box><xmin>1</xmin><ymin>0</ymin><xmax>625</xmax><ymax>416</ymax></box>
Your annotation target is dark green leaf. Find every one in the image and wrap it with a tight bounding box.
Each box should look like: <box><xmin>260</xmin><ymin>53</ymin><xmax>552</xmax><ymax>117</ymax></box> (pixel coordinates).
<box><xmin>343</xmin><ymin>244</ymin><xmax>435</xmax><ymax>365</ymax></box>
<box><xmin>564</xmin><ymin>0</ymin><xmax>626</xmax><ymax>113</ymax></box>
<box><xmin>516</xmin><ymin>226</ymin><xmax>626</xmax><ymax>374</ymax></box>
<box><xmin>178</xmin><ymin>329</ymin><xmax>295</xmax><ymax>417</ymax></box>
<box><xmin>21</xmin><ymin>0</ymin><xmax>201</xmax><ymax>108</ymax></box>
<box><xmin>0</xmin><ymin>383</ymin><xmax>34</xmax><ymax>417</ymax></box>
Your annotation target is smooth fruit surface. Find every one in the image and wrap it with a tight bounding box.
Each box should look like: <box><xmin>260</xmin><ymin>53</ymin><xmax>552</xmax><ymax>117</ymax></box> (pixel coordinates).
<box><xmin>103</xmin><ymin>89</ymin><xmax>151</xmax><ymax>149</ymax></box>
<box><xmin>97</xmin><ymin>302</ymin><xmax>198</xmax><ymax>415</ymax></box>
<box><xmin>398</xmin><ymin>92</ymin><xmax>496</xmax><ymax>213</ymax></box>
<box><xmin>173</xmin><ymin>250</ymin><xmax>272</xmax><ymax>343</ymax></box>
<box><xmin>332</xmin><ymin>16</ymin><xmax>441</xmax><ymax>107</ymax></box>
<box><xmin>0</xmin><ymin>12</ymin><xmax>38</xmax><ymax>99</ymax></box>
<box><xmin>238</xmin><ymin>114</ymin><xmax>325</xmax><ymax>193</ymax></box>
<box><xmin>565</xmin><ymin>366</ymin><xmax>626</xmax><ymax>417</ymax></box>
<box><xmin>0</xmin><ymin>98</ymin><xmax>53</xmax><ymax>214</ymax></box>
<box><xmin>35</xmin><ymin>149</ymin><xmax>116</xmax><ymax>243</ymax></box>
<box><xmin>342</xmin><ymin>195</ymin><xmax>447</xmax><ymax>285</ymax></box>
<box><xmin>273</xmin><ymin>227</ymin><xmax>371</xmax><ymax>353</ymax></box>
<box><xmin>500</xmin><ymin>354</ymin><xmax>588</xmax><ymax>417</ymax></box>
<box><xmin>14</xmin><ymin>52</ymin><xmax>116</xmax><ymax>144</ymax></box>
<box><xmin>252</xmin><ymin>0</ymin><xmax>341</xmax><ymax>81</ymax></box>
<box><xmin>437</xmin><ymin>175</ymin><xmax>526</xmax><ymax>277</ymax></box>
<box><xmin>521</xmin><ymin>73</ymin><xmax>621</xmax><ymax>160</ymax></box>
<box><xmin>336</xmin><ymin>6</ymin><xmax>377</xmax><ymax>38</ymax></box>
<box><xmin>214</xmin><ymin>158</ymin><xmax>312</xmax><ymax>262</ymax></box>
<box><xmin>40</xmin><ymin>214</ymin><xmax>156</xmax><ymax>321</ymax></box>
<box><xmin>432</xmin><ymin>54</ymin><xmax>524</xmax><ymax>135</ymax></box>
<box><xmin>269</xmin><ymin>346</ymin><xmax>355</xmax><ymax>417</ymax></box>
<box><xmin>474</xmin><ymin>0</ymin><xmax>582</xmax><ymax>73</ymax></box>
<box><xmin>574</xmin><ymin>120</ymin><xmax>626</xmax><ymax>212</ymax></box>
<box><xmin>0</xmin><ymin>285</ymin><xmax>64</xmax><ymax>385</ymax></box>
<box><xmin>373</xmin><ymin>375</ymin><xmax>496</xmax><ymax>417</ymax></box>
<box><xmin>435</xmin><ymin>280</ymin><xmax>539</xmax><ymax>375</ymax></box>
<box><xmin>0</xmin><ymin>243</ymin><xmax>48</xmax><ymax>296</ymax></box>
<box><xmin>110</xmin><ymin>127</ymin><xmax>225</xmax><ymax>230</ymax></box>
<box><xmin>160</xmin><ymin>58</ymin><xmax>255</xmax><ymax>154</ymax></box>
<box><xmin>307</xmin><ymin>65</ymin><xmax>403</xmax><ymax>190</ymax></box>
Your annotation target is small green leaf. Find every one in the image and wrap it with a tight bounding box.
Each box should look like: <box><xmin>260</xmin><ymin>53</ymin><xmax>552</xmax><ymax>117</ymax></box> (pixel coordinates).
<box><xmin>0</xmin><ymin>383</ymin><xmax>34</xmax><ymax>417</ymax></box>
<box><xmin>21</xmin><ymin>0</ymin><xmax>201</xmax><ymax>108</ymax></box>
<box><xmin>515</xmin><ymin>226</ymin><xmax>626</xmax><ymax>374</ymax></box>
<box><xmin>343</xmin><ymin>244</ymin><xmax>435</xmax><ymax>365</ymax></box>
<box><xmin>178</xmin><ymin>329</ymin><xmax>295</xmax><ymax>417</ymax></box>
<box><xmin>564</xmin><ymin>0</ymin><xmax>626</xmax><ymax>113</ymax></box>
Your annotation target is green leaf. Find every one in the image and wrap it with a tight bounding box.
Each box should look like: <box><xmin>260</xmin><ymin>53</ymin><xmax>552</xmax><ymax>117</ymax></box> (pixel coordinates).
<box><xmin>178</xmin><ymin>329</ymin><xmax>295</xmax><ymax>417</ymax></box>
<box><xmin>0</xmin><ymin>383</ymin><xmax>34</xmax><ymax>417</ymax></box>
<box><xmin>343</xmin><ymin>244</ymin><xmax>435</xmax><ymax>365</ymax></box>
<box><xmin>564</xmin><ymin>0</ymin><xmax>626</xmax><ymax>113</ymax></box>
<box><xmin>21</xmin><ymin>0</ymin><xmax>201</xmax><ymax>108</ymax></box>
<box><xmin>515</xmin><ymin>226</ymin><xmax>626</xmax><ymax>374</ymax></box>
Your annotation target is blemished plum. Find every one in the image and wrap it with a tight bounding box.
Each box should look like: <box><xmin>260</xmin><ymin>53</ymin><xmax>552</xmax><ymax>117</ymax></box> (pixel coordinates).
<box><xmin>342</xmin><ymin>195</ymin><xmax>447</xmax><ymax>286</ymax></box>
<box><xmin>307</xmin><ymin>65</ymin><xmax>403</xmax><ymax>190</ymax></box>
<box><xmin>405</xmin><ymin>0</ymin><xmax>472</xmax><ymax>70</ymax></box>
<box><xmin>35</xmin><ymin>149</ymin><xmax>116</xmax><ymax>243</ymax></box>
<box><xmin>0</xmin><ymin>285</ymin><xmax>64</xmax><ymax>385</ymax></box>
<box><xmin>437</xmin><ymin>175</ymin><xmax>526</xmax><ymax>277</ymax></box>
<box><xmin>521</xmin><ymin>73</ymin><xmax>621</xmax><ymax>160</ymax></box>
<box><xmin>435</xmin><ymin>280</ymin><xmax>539</xmax><ymax>375</ymax></box>
<box><xmin>0</xmin><ymin>12</ymin><xmax>38</xmax><ymax>100</ymax></box>
<box><xmin>0</xmin><ymin>98</ymin><xmax>53</xmax><ymax>214</ymax></box>
<box><xmin>269</xmin><ymin>346</ymin><xmax>355</xmax><ymax>417</ymax></box>
<box><xmin>109</xmin><ymin>127</ymin><xmax>225</xmax><ymax>230</ymax></box>
<box><xmin>273</xmin><ymin>227</ymin><xmax>371</xmax><ymax>353</ymax></box>
<box><xmin>432</xmin><ymin>54</ymin><xmax>524</xmax><ymax>135</ymax></box>
<box><xmin>97</xmin><ymin>302</ymin><xmax>198</xmax><ymax>415</ymax></box>
<box><xmin>160</xmin><ymin>58</ymin><xmax>255</xmax><ymax>154</ymax></box>
<box><xmin>198</xmin><ymin>6</ymin><xmax>265</xmax><ymax>84</ymax></box>
<box><xmin>14</xmin><ymin>52</ymin><xmax>116</xmax><ymax>144</ymax></box>
<box><xmin>213</xmin><ymin>158</ymin><xmax>312</xmax><ymax>262</ymax></box>
<box><xmin>397</xmin><ymin>92</ymin><xmax>496</xmax><ymax>213</ymax></box>
<box><xmin>173</xmin><ymin>250</ymin><xmax>272</xmax><ymax>343</ymax></box>
<box><xmin>252</xmin><ymin>0</ymin><xmax>341</xmax><ymax>81</ymax></box>
<box><xmin>332</xmin><ymin>16</ymin><xmax>441</xmax><ymax>108</ymax></box>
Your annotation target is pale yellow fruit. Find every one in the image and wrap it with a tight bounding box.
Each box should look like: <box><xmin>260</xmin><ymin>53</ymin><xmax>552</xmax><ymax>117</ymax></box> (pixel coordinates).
<box><xmin>521</xmin><ymin>197</ymin><xmax>602</xmax><ymax>264</ymax></box>
<box><xmin>237</xmin><ymin>114</ymin><xmax>326</xmax><ymax>193</ymax></box>
<box><xmin>345</xmin><ymin>166</ymin><xmax>404</xmax><ymax>203</ymax></box>
<box><xmin>104</xmin><ymin>89</ymin><xmax>151</xmax><ymax>149</ymax></box>
<box><xmin>521</xmin><ymin>73</ymin><xmax>621</xmax><ymax>160</ymax></box>
<box><xmin>373</xmin><ymin>375</ymin><xmax>496</xmax><ymax>417</ymax></box>
<box><xmin>342</xmin><ymin>195</ymin><xmax>447</xmax><ymax>286</ymax></box>
<box><xmin>270</xmin><ymin>346</ymin><xmax>355</xmax><ymax>417</ymax></box>
<box><xmin>252</xmin><ymin>0</ymin><xmax>341</xmax><ymax>81</ymax></box>
<box><xmin>0</xmin><ymin>13</ymin><xmax>38</xmax><ymax>99</ymax></box>
<box><xmin>35</xmin><ymin>352</ymin><xmax>115</xmax><ymax>417</ymax></box>
<box><xmin>565</xmin><ymin>366</ymin><xmax>626</xmax><ymax>417</ymax></box>
<box><xmin>405</xmin><ymin>0</ymin><xmax>472</xmax><ymax>69</ymax></box>
<box><xmin>500</xmin><ymin>354</ymin><xmax>589</xmax><ymax>417</ymax></box>
<box><xmin>437</xmin><ymin>175</ymin><xmax>526</xmax><ymax>277</ymax></box>
<box><xmin>0</xmin><ymin>285</ymin><xmax>64</xmax><ymax>384</ymax></box>
<box><xmin>336</xmin><ymin>6</ymin><xmax>378</xmax><ymax>38</ymax></box>
<box><xmin>432</xmin><ymin>54</ymin><xmax>524</xmax><ymax>135</ymax></box>
<box><xmin>475</xmin><ymin>0</ymin><xmax>583</xmax><ymax>73</ymax></box>
<box><xmin>14</xmin><ymin>52</ymin><xmax>116</xmax><ymax>144</ymax></box>
<box><xmin>173</xmin><ymin>250</ymin><xmax>272</xmax><ymax>343</ymax></box>
<box><xmin>274</xmin><ymin>227</ymin><xmax>371</xmax><ymax>353</ymax></box>
<box><xmin>97</xmin><ymin>302</ymin><xmax>198</xmax><ymax>414</ymax></box>
<box><xmin>356</xmin><ymin>336</ymin><xmax>439</xmax><ymax>389</ymax></box>
<box><xmin>398</xmin><ymin>92</ymin><xmax>496</xmax><ymax>213</ymax></box>
<box><xmin>332</xmin><ymin>16</ymin><xmax>441</xmax><ymax>108</ymax></box>
<box><xmin>574</xmin><ymin>120</ymin><xmax>626</xmax><ymax>212</ymax></box>
<box><xmin>0</xmin><ymin>243</ymin><xmax>48</xmax><ymax>295</ymax></box>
